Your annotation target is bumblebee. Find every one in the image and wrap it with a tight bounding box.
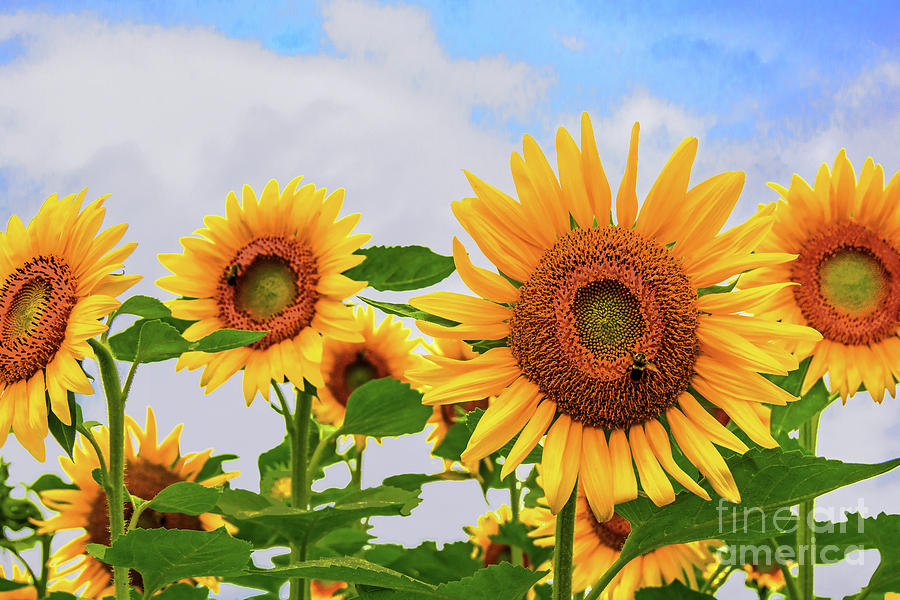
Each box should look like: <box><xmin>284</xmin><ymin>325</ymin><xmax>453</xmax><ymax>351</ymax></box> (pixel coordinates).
<box><xmin>629</xmin><ymin>351</ymin><xmax>659</xmax><ymax>381</ymax></box>
<box><xmin>224</xmin><ymin>263</ymin><xmax>241</xmax><ymax>286</ymax></box>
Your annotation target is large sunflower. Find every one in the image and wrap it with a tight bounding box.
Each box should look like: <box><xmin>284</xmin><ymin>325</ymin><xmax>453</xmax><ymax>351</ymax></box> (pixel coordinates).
<box><xmin>157</xmin><ymin>177</ymin><xmax>369</xmax><ymax>405</ymax></box>
<box><xmin>312</xmin><ymin>306</ymin><xmax>418</xmax><ymax>427</ymax></box>
<box><xmin>408</xmin><ymin>115</ymin><xmax>821</xmax><ymax>517</ymax></box>
<box><xmin>0</xmin><ymin>190</ymin><xmax>139</xmax><ymax>460</ymax></box>
<box><xmin>530</xmin><ymin>486</ymin><xmax>718</xmax><ymax>598</ymax></box>
<box><xmin>417</xmin><ymin>338</ymin><xmax>490</xmax><ymax>462</ymax></box>
<box><xmin>37</xmin><ymin>408</ymin><xmax>236</xmax><ymax>598</ymax></box>
<box><xmin>741</xmin><ymin>151</ymin><xmax>900</xmax><ymax>402</ymax></box>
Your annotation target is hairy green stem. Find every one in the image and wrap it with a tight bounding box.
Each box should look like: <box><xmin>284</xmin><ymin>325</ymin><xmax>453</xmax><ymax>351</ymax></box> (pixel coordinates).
<box><xmin>307</xmin><ymin>431</ymin><xmax>340</xmax><ymax>481</ymax></box>
<box><xmin>37</xmin><ymin>534</ymin><xmax>51</xmax><ymax>598</ymax></box>
<box><xmin>509</xmin><ymin>473</ymin><xmax>523</xmax><ymax>568</ymax></box>
<box><xmin>552</xmin><ymin>487</ymin><xmax>577</xmax><ymax>600</ymax></box>
<box><xmin>289</xmin><ymin>384</ymin><xmax>314</xmax><ymax>600</ymax></box>
<box><xmin>798</xmin><ymin>412</ymin><xmax>821</xmax><ymax>600</ymax></box>
<box><xmin>88</xmin><ymin>339</ymin><xmax>129</xmax><ymax>600</ymax></box>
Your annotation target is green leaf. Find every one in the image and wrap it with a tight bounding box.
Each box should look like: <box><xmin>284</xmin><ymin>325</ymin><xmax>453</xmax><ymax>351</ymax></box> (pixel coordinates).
<box><xmin>816</xmin><ymin>513</ymin><xmax>900</xmax><ymax>599</ymax></box>
<box><xmin>614</xmin><ymin>449</ymin><xmax>900</xmax><ymax>570</ymax></box>
<box><xmin>381</xmin><ymin>474</ymin><xmax>446</xmax><ymax>492</ymax></box>
<box><xmin>108</xmin><ymin>317</ymin><xmax>193</xmax><ymax>362</ymax></box>
<box><xmin>364</xmin><ymin>541</ymin><xmax>480</xmax><ymax>586</ymax></box>
<box><xmin>114</xmin><ymin>295</ymin><xmax>172</xmax><ymax>320</ymax></box>
<box><xmin>190</xmin><ymin>328</ymin><xmax>267</xmax><ymax>353</ymax></box>
<box><xmin>115</xmin><ymin>319</ymin><xmax>190</xmax><ymax>363</ymax></box>
<box><xmin>194</xmin><ymin>453</ymin><xmax>239</xmax><ymax>483</ymax></box>
<box><xmin>46</xmin><ymin>391</ymin><xmax>82</xmax><ymax>460</ymax></box>
<box><xmin>770</xmin><ymin>378</ymin><xmax>838</xmax><ymax>439</ymax></box>
<box><xmin>431</xmin><ymin>422</ymin><xmax>470</xmax><ymax>463</ymax></box>
<box><xmin>431</xmin><ymin>563</ymin><xmax>545</xmax><ymax>600</ymax></box>
<box><xmin>314</xmin><ymin>527</ymin><xmax>374</xmax><ymax>558</ymax></box>
<box><xmin>249</xmin><ymin>557</ymin><xmax>436</xmax><ymax>592</ymax></box>
<box><xmin>29</xmin><ymin>473</ymin><xmax>78</xmax><ymax>493</ymax></box>
<box><xmin>696</xmin><ymin>276</ymin><xmax>739</xmax><ymax>298</ymax></box>
<box><xmin>218</xmin><ymin>485</ymin><xmax>422</xmax><ymax>547</ymax></box>
<box><xmin>85</xmin><ymin>528</ymin><xmax>250</xmax><ymax>596</ymax></box>
<box><xmin>0</xmin><ymin>579</ymin><xmax>28</xmax><ymax>592</ymax></box>
<box><xmin>153</xmin><ymin>583</ymin><xmax>210</xmax><ymax>600</ymax></box>
<box><xmin>144</xmin><ymin>481</ymin><xmax>221</xmax><ymax>515</ymax></box>
<box><xmin>339</xmin><ymin>378</ymin><xmax>431</xmax><ymax>437</ymax></box>
<box><xmin>358</xmin><ymin>297</ymin><xmax>460</xmax><ymax>328</ymax></box>
<box><xmin>634</xmin><ymin>581</ymin><xmax>716</xmax><ymax>599</ymax></box>
<box><xmin>344</xmin><ymin>246</ymin><xmax>455</xmax><ymax>291</ymax></box>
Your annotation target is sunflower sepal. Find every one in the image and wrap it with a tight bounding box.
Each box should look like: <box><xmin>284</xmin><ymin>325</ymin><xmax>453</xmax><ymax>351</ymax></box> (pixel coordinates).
<box><xmin>342</xmin><ymin>245</ymin><xmax>455</xmax><ymax>291</ymax></box>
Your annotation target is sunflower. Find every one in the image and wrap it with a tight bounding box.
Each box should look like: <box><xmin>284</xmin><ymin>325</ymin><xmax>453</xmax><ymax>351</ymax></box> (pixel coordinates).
<box><xmin>310</xmin><ymin>579</ymin><xmax>348</xmax><ymax>599</ymax></box>
<box><xmin>530</xmin><ymin>485</ymin><xmax>718</xmax><ymax>597</ymax></box>
<box><xmin>743</xmin><ymin>560</ymin><xmax>788</xmax><ymax>592</ymax></box>
<box><xmin>740</xmin><ymin>151</ymin><xmax>900</xmax><ymax>402</ymax></box>
<box><xmin>312</xmin><ymin>306</ymin><xmax>418</xmax><ymax>427</ymax></box>
<box><xmin>0</xmin><ymin>190</ymin><xmax>139</xmax><ymax>460</ymax></box>
<box><xmin>37</xmin><ymin>407</ymin><xmax>236</xmax><ymax>598</ymax></box>
<box><xmin>408</xmin><ymin>115</ymin><xmax>821</xmax><ymax>518</ymax></box>
<box><xmin>465</xmin><ymin>505</ymin><xmax>543</xmax><ymax>568</ymax></box>
<box><xmin>417</xmin><ymin>338</ymin><xmax>490</xmax><ymax>463</ymax></box>
<box><xmin>0</xmin><ymin>565</ymin><xmax>79</xmax><ymax>600</ymax></box>
<box><xmin>157</xmin><ymin>177</ymin><xmax>370</xmax><ymax>405</ymax></box>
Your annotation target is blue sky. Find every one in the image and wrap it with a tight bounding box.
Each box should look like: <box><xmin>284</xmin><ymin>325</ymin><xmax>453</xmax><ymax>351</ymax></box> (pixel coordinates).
<box><xmin>0</xmin><ymin>1</ymin><xmax>899</xmax><ymax>598</ymax></box>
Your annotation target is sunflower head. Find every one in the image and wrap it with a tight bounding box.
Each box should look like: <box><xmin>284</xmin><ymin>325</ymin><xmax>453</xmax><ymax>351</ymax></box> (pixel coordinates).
<box><xmin>310</xmin><ymin>579</ymin><xmax>348</xmax><ymax>599</ymax></box>
<box><xmin>743</xmin><ymin>559</ymin><xmax>788</xmax><ymax>592</ymax></box>
<box><xmin>0</xmin><ymin>190</ymin><xmax>139</xmax><ymax>460</ymax></box>
<box><xmin>743</xmin><ymin>150</ymin><xmax>900</xmax><ymax>402</ymax></box>
<box><xmin>408</xmin><ymin>114</ymin><xmax>821</xmax><ymax>519</ymax></box>
<box><xmin>465</xmin><ymin>505</ymin><xmax>542</xmax><ymax>569</ymax></box>
<box><xmin>157</xmin><ymin>177</ymin><xmax>371</xmax><ymax>406</ymax></box>
<box><xmin>37</xmin><ymin>407</ymin><xmax>236</xmax><ymax>598</ymax></box>
<box><xmin>312</xmin><ymin>306</ymin><xmax>419</xmax><ymax>427</ymax></box>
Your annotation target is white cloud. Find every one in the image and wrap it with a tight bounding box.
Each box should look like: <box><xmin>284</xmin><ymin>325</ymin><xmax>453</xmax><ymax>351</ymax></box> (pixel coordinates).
<box><xmin>554</xmin><ymin>31</ymin><xmax>584</xmax><ymax>52</ymax></box>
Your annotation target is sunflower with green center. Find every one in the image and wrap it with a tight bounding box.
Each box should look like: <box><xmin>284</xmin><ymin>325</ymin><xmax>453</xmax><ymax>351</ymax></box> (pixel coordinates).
<box><xmin>408</xmin><ymin>114</ymin><xmax>822</xmax><ymax>518</ymax></box>
<box><xmin>741</xmin><ymin>151</ymin><xmax>900</xmax><ymax>402</ymax></box>
<box><xmin>157</xmin><ymin>177</ymin><xmax>370</xmax><ymax>405</ymax></box>
<box><xmin>529</xmin><ymin>484</ymin><xmax>718</xmax><ymax>598</ymax></box>
<box><xmin>0</xmin><ymin>190</ymin><xmax>139</xmax><ymax>460</ymax></box>
<box><xmin>312</xmin><ymin>306</ymin><xmax>418</xmax><ymax>427</ymax></box>
<box><xmin>37</xmin><ymin>407</ymin><xmax>236</xmax><ymax>598</ymax></box>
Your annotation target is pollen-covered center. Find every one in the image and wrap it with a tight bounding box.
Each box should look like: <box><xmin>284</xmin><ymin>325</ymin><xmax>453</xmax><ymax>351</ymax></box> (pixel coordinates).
<box><xmin>86</xmin><ymin>459</ymin><xmax>203</xmax><ymax>588</ymax></box>
<box><xmin>792</xmin><ymin>222</ymin><xmax>900</xmax><ymax>345</ymax></box>
<box><xmin>0</xmin><ymin>255</ymin><xmax>78</xmax><ymax>384</ymax></box>
<box><xmin>216</xmin><ymin>236</ymin><xmax>320</xmax><ymax>351</ymax></box>
<box><xmin>326</xmin><ymin>348</ymin><xmax>390</xmax><ymax>407</ymax></box>
<box><xmin>588</xmin><ymin>511</ymin><xmax>631</xmax><ymax>551</ymax></box>
<box><xmin>508</xmin><ymin>227</ymin><xmax>698</xmax><ymax>430</ymax></box>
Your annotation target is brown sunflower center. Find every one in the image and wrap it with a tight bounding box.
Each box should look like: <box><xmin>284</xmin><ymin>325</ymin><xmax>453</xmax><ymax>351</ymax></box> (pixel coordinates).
<box><xmin>0</xmin><ymin>255</ymin><xmax>77</xmax><ymax>384</ymax></box>
<box><xmin>86</xmin><ymin>459</ymin><xmax>203</xmax><ymax>589</ymax></box>
<box><xmin>508</xmin><ymin>227</ymin><xmax>698</xmax><ymax>430</ymax></box>
<box><xmin>216</xmin><ymin>236</ymin><xmax>319</xmax><ymax>351</ymax></box>
<box><xmin>483</xmin><ymin>542</ymin><xmax>530</xmax><ymax>569</ymax></box>
<box><xmin>588</xmin><ymin>511</ymin><xmax>631</xmax><ymax>551</ymax></box>
<box><xmin>792</xmin><ymin>222</ymin><xmax>900</xmax><ymax>345</ymax></box>
<box><xmin>327</xmin><ymin>349</ymin><xmax>390</xmax><ymax>406</ymax></box>
<box><xmin>440</xmin><ymin>398</ymin><xmax>490</xmax><ymax>427</ymax></box>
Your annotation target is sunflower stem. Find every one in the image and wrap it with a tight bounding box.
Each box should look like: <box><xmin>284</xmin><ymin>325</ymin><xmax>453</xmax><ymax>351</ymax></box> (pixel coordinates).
<box><xmin>37</xmin><ymin>534</ymin><xmax>50</xmax><ymax>598</ymax></box>
<box><xmin>352</xmin><ymin>442</ymin><xmax>364</xmax><ymax>489</ymax></box>
<box><xmin>88</xmin><ymin>338</ymin><xmax>130</xmax><ymax>600</ymax></box>
<box><xmin>289</xmin><ymin>383</ymin><xmax>315</xmax><ymax>600</ymax></box>
<box><xmin>771</xmin><ymin>538</ymin><xmax>800</xmax><ymax>600</ymax></box>
<box><xmin>798</xmin><ymin>411</ymin><xmax>821</xmax><ymax>600</ymax></box>
<box><xmin>508</xmin><ymin>473</ymin><xmax>523</xmax><ymax>568</ymax></box>
<box><xmin>552</xmin><ymin>486</ymin><xmax>577</xmax><ymax>600</ymax></box>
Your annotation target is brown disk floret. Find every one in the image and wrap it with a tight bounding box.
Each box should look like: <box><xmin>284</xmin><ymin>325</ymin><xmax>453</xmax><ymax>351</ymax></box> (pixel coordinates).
<box><xmin>215</xmin><ymin>236</ymin><xmax>320</xmax><ymax>351</ymax></box>
<box><xmin>0</xmin><ymin>255</ymin><xmax>77</xmax><ymax>383</ymax></box>
<box><xmin>325</xmin><ymin>349</ymin><xmax>391</xmax><ymax>407</ymax></box>
<box><xmin>792</xmin><ymin>222</ymin><xmax>900</xmax><ymax>345</ymax></box>
<box><xmin>86</xmin><ymin>459</ymin><xmax>203</xmax><ymax>588</ymax></box>
<box><xmin>589</xmin><ymin>511</ymin><xmax>631</xmax><ymax>551</ymax></box>
<box><xmin>508</xmin><ymin>227</ymin><xmax>698</xmax><ymax>430</ymax></box>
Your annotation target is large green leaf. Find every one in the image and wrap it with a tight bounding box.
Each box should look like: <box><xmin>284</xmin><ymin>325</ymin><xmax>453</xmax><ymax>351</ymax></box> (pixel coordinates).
<box><xmin>217</xmin><ymin>485</ymin><xmax>421</xmax><ymax>547</ymax></box>
<box><xmin>0</xmin><ymin>579</ymin><xmax>28</xmax><ymax>592</ymax></box>
<box><xmin>354</xmin><ymin>563</ymin><xmax>546</xmax><ymax>600</ymax></box>
<box><xmin>46</xmin><ymin>391</ymin><xmax>83</xmax><ymax>459</ymax></box>
<box><xmin>114</xmin><ymin>295</ymin><xmax>172</xmax><ymax>320</ymax></box>
<box><xmin>614</xmin><ymin>449</ymin><xmax>900</xmax><ymax>570</ymax></box>
<box><xmin>339</xmin><ymin>378</ymin><xmax>431</xmax><ymax>437</ymax></box>
<box><xmin>153</xmin><ymin>583</ymin><xmax>210</xmax><ymax>600</ymax></box>
<box><xmin>29</xmin><ymin>473</ymin><xmax>78</xmax><ymax>493</ymax></box>
<box><xmin>143</xmin><ymin>481</ymin><xmax>221</xmax><ymax>515</ymax></box>
<box><xmin>358</xmin><ymin>297</ymin><xmax>460</xmax><ymax>328</ymax></box>
<box><xmin>249</xmin><ymin>557</ymin><xmax>436</xmax><ymax>593</ymax></box>
<box><xmin>634</xmin><ymin>582</ymin><xmax>716</xmax><ymax>599</ymax></box>
<box><xmin>85</xmin><ymin>528</ymin><xmax>250</xmax><ymax>596</ymax></box>
<box><xmin>363</xmin><ymin>541</ymin><xmax>480</xmax><ymax>586</ymax></box>
<box><xmin>109</xmin><ymin>318</ymin><xmax>265</xmax><ymax>363</ymax></box>
<box><xmin>344</xmin><ymin>246</ymin><xmax>455</xmax><ymax>291</ymax></box>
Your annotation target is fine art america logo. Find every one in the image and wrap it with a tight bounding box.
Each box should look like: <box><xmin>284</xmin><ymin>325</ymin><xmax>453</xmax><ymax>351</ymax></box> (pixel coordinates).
<box><xmin>716</xmin><ymin>499</ymin><xmax>869</xmax><ymax>566</ymax></box>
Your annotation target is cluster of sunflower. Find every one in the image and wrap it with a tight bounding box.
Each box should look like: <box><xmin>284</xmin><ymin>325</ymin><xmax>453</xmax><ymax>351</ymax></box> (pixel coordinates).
<box><xmin>0</xmin><ymin>113</ymin><xmax>898</xmax><ymax>600</ymax></box>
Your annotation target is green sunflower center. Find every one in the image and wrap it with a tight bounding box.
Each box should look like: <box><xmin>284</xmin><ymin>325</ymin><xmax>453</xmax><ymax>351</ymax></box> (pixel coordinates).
<box><xmin>792</xmin><ymin>222</ymin><xmax>900</xmax><ymax>345</ymax></box>
<box><xmin>571</xmin><ymin>279</ymin><xmax>644</xmax><ymax>356</ymax></box>
<box><xmin>235</xmin><ymin>256</ymin><xmax>299</xmax><ymax>320</ymax></box>
<box><xmin>344</xmin><ymin>358</ymin><xmax>380</xmax><ymax>394</ymax></box>
<box><xmin>818</xmin><ymin>248</ymin><xmax>887</xmax><ymax>317</ymax></box>
<box><xmin>0</xmin><ymin>255</ymin><xmax>77</xmax><ymax>384</ymax></box>
<box><xmin>328</xmin><ymin>350</ymin><xmax>390</xmax><ymax>407</ymax></box>
<box><xmin>216</xmin><ymin>236</ymin><xmax>320</xmax><ymax>351</ymax></box>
